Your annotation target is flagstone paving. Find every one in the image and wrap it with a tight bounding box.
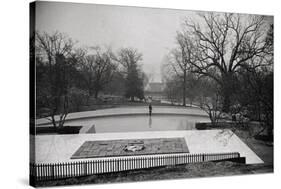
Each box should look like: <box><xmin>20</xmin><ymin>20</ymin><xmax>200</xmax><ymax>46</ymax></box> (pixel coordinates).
<box><xmin>71</xmin><ymin>138</ymin><xmax>189</xmax><ymax>159</ymax></box>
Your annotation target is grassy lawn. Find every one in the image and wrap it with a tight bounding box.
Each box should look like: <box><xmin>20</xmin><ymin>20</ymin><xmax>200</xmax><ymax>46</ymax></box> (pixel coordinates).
<box><xmin>231</xmin><ymin>129</ymin><xmax>273</xmax><ymax>165</ymax></box>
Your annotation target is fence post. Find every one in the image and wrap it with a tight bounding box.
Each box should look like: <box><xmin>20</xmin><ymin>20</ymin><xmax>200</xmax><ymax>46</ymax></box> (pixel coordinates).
<box><xmin>84</xmin><ymin>161</ymin><xmax>87</xmax><ymax>176</ymax></box>
<box><xmin>30</xmin><ymin>152</ymin><xmax>241</xmax><ymax>181</ymax></box>
<box><xmin>117</xmin><ymin>158</ymin><xmax>120</xmax><ymax>171</ymax></box>
<box><xmin>50</xmin><ymin>164</ymin><xmax>54</xmax><ymax>180</ymax></box>
<box><xmin>79</xmin><ymin>161</ymin><xmax>81</xmax><ymax>176</ymax></box>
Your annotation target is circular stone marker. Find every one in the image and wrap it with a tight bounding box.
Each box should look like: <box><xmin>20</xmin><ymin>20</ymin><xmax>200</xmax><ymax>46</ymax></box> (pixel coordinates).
<box><xmin>123</xmin><ymin>144</ymin><xmax>145</xmax><ymax>152</ymax></box>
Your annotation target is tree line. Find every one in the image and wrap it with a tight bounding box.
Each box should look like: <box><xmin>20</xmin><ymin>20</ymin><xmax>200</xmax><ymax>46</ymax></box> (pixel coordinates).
<box><xmin>33</xmin><ymin>31</ymin><xmax>145</xmax><ymax>128</ymax></box>
<box><xmin>163</xmin><ymin>13</ymin><xmax>273</xmax><ymax>135</ymax></box>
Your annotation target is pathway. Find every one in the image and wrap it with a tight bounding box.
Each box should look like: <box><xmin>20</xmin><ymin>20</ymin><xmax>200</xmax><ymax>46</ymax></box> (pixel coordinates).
<box><xmin>36</xmin><ymin>106</ymin><xmax>208</xmax><ymax>126</ymax></box>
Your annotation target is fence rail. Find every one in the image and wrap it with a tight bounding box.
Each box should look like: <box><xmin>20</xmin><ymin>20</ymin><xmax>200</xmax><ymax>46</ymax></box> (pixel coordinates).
<box><xmin>30</xmin><ymin>152</ymin><xmax>241</xmax><ymax>181</ymax></box>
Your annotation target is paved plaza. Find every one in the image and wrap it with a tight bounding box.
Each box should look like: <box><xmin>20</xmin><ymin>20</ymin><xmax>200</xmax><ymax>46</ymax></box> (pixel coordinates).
<box><xmin>36</xmin><ymin>106</ymin><xmax>208</xmax><ymax>126</ymax></box>
<box><xmin>32</xmin><ymin>129</ymin><xmax>263</xmax><ymax>164</ymax></box>
<box><xmin>71</xmin><ymin>138</ymin><xmax>189</xmax><ymax>159</ymax></box>
<box><xmin>33</xmin><ymin>107</ymin><xmax>264</xmax><ymax>165</ymax></box>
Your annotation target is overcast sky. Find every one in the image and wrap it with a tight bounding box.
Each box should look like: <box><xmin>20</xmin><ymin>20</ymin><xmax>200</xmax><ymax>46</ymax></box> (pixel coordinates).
<box><xmin>35</xmin><ymin>1</ymin><xmax>199</xmax><ymax>82</ymax></box>
<box><xmin>35</xmin><ymin>1</ymin><xmax>272</xmax><ymax>82</ymax></box>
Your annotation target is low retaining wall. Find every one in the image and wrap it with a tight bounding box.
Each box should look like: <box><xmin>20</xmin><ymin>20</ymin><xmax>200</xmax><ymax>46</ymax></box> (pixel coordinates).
<box><xmin>195</xmin><ymin>121</ymin><xmax>261</xmax><ymax>130</ymax></box>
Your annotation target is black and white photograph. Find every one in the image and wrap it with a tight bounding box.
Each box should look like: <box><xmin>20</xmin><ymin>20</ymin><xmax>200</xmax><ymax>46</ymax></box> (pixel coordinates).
<box><xmin>29</xmin><ymin>1</ymin><xmax>273</xmax><ymax>187</ymax></box>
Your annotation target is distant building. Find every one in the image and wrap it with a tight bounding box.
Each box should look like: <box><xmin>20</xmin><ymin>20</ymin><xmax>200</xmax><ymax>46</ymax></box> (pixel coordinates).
<box><xmin>144</xmin><ymin>82</ymin><xmax>165</xmax><ymax>102</ymax></box>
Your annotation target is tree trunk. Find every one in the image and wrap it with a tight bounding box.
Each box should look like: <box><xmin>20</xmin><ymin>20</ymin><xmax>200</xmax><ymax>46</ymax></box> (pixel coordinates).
<box><xmin>58</xmin><ymin>121</ymin><xmax>64</xmax><ymax>129</ymax></box>
<box><xmin>88</xmin><ymin>89</ymin><xmax>92</xmax><ymax>97</ymax></box>
<box><xmin>221</xmin><ymin>73</ymin><xmax>234</xmax><ymax>113</ymax></box>
<box><xmin>94</xmin><ymin>90</ymin><xmax>99</xmax><ymax>99</ymax></box>
<box><xmin>51</xmin><ymin>115</ymin><xmax>57</xmax><ymax>128</ymax></box>
<box><xmin>222</xmin><ymin>93</ymin><xmax>230</xmax><ymax>113</ymax></box>
<box><xmin>182</xmin><ymin>71</ymin><xmax>186</xmax><ymax>106</ymax></box>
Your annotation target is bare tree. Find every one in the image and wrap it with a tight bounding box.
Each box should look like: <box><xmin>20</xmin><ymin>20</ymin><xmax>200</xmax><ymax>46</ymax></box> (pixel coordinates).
<box><xmin>35</xmin><ymin>31</ymin><xmax>76</xmax><ymax>128</ymax></box>
<box><xmin>181</xmin><ymin>13</ymin><xmax>272</xmax><ymax>112</ymax></box>
<box><xmin>200</xmin><ymin>91</ymin><xmax>222</xmax><ymax>126</ymax></box>
<box><xmin>69</xmin><ymin>87</ymin><xmax>88</xmax><ymax>112</ymax></box>
<box><xmin>163</xmin><ymin>75</ymin><xmax>182</xmax><ymax>105</ymax></box>
<box><xmin>114</xmin><ymin>48</ymin><xmax>144</xmax><ymax>101</ymax></box>
<box><xmin>165</xmin><ymin>32</ymin><xmax>198</xmax><ymax>106</ymax></box>
<box><xmin>185</xmin><ymin>73</ymin><xmax>200</xmax><ymax>106</ymax></box>
<box><xmin>79</xmin><ymin>47</ymin><xmax>116</xmax><ymax>99</ymax></box>
<box><xmin>36</xmin><ymin>31</ymin><xmax>74</xmax><ymax>63</ymax></box>
<box><xmin>196</xmin><ymin>78</ymin><xmax>223</xmax><ymax>126</ymax></box>
<box><xmin>237</xmin><ymin>65</ymin><xmax>273</xmax><ymax>136</ymax></box>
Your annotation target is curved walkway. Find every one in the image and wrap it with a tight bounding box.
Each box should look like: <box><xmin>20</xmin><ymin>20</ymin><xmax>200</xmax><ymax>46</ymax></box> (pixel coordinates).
<box><xmin>36</xmin><ymin>106</ymin><xmax>208</xmax><ymax>126</ymax></box>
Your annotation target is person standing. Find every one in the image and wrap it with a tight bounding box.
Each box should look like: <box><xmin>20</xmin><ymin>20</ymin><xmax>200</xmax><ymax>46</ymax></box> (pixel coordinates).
<box><xmin>149</xmin><ymin>103</ymin><xmax>152</xmax><ymax>116</ymax></box>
